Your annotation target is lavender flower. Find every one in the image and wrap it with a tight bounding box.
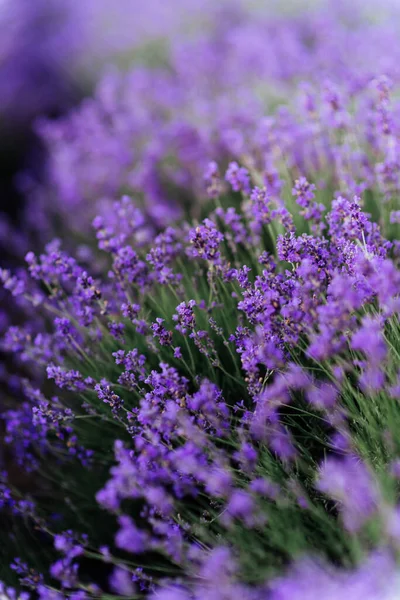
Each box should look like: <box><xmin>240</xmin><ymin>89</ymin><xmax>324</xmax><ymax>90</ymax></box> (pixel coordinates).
<box><xmin>1</xmin><ymin>2</ymin><xmax>400</xmax><ymax>599</ymax></box>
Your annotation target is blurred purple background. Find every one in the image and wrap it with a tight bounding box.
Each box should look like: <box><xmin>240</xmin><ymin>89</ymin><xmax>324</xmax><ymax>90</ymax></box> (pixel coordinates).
<box><xmin>1</xmin><ymin>0</ymin><xmax>400</xmax><ymax>226</ymax></box>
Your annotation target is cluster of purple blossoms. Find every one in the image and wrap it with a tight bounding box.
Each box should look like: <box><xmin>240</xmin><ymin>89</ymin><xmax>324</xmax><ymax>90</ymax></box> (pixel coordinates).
<box><xmin>1</xmin><ymin>156</ymin><xmax>399</xmax><ymax>596</ymax></box>
<box><xmin>0</xmin><ymin>1</ymin><xmax>400</xmax><ymax>600</ymax></box>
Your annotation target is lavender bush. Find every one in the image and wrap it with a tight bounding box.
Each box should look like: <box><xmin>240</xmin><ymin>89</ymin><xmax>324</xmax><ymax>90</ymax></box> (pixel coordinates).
<box><xmin>0</xmin><ymin>2</ymin><xmax>399</xmax><ymax>599</ymax></box>
<box><xmin>15</xmin><ymin>0</ymin><xmax>400</xmax><ymax>243</ymax></box>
